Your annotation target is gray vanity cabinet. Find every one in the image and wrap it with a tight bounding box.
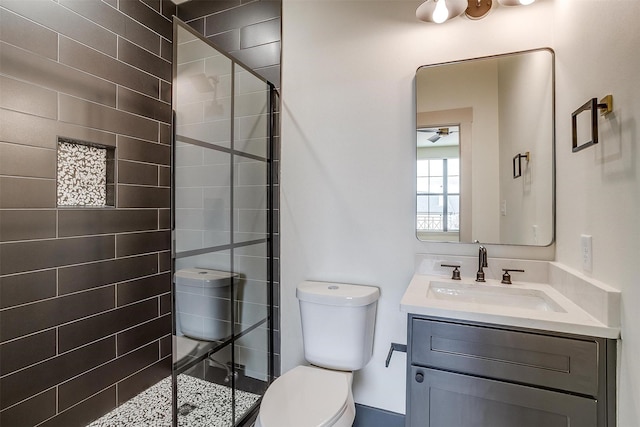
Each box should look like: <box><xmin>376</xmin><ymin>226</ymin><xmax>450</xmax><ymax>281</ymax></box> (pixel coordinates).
<box><xmin>406</xmin><ymin>315</ymin><xmax>616</xmax><ymax>427</ymax></box>
<box><xmin>409</xmin><ymin>367</ymin><xmax>597</xmax><ymax>427</ymax></box>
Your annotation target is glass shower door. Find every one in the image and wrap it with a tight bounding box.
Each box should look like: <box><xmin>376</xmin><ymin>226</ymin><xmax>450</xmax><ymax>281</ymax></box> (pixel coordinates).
<box><xmin>231</xmin><ymin>65</ymin><xmax>273</xmax><ymax>404</ymax></box>
<box><xmin>172</xmin><ymin>20</ymin><xmax>274</xmax><ymax>426</ymax></box>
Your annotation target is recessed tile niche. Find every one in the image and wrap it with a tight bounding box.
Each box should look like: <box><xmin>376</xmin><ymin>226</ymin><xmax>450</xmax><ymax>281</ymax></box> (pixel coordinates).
<box><xmin>56</xmin><ymin>138</ymin><xmax>115</xmax><ymax>207</ymax></box>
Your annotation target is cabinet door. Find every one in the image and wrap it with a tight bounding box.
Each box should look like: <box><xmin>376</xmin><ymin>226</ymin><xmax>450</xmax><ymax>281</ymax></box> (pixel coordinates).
<box><xmin>410</xmin><ymin>318</ymin><xmax>599</xmax><ymax>396</ymax></box>
<box><xmin>407</xmin><ymin>367</ymin><xmax>597</xmax><ymax>427</ymax></box>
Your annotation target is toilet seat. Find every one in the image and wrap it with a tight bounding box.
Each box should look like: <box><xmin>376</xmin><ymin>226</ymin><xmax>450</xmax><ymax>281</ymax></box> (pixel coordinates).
<box><xmin>257</xmin><ymin>365</ymin><xmax>355</xmax><ymax>427</ymax></box>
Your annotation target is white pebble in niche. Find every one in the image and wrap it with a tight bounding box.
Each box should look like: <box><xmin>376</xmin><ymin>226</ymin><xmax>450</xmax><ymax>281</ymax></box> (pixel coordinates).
<box><xmin>57</xmin><ymin>139</ymin><xmax>112</xmax><ymax>207</ymax></box>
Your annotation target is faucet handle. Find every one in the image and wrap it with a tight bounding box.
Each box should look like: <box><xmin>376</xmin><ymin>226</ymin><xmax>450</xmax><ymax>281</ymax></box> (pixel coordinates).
<box><xmin>501</xmin><ymin>268</ymin><xmax>525</xmax><ymax>285</ymax></box>
<box><xmin>441</xmin><ymin>263</ymin><xmax>461</xmax><ymax>280</ymax></box>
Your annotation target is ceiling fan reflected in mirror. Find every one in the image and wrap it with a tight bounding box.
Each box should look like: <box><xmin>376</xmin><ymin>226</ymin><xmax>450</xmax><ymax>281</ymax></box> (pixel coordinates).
<box><xmin>417</xmin><ymin>127</ymin><xmax>460</xmax><ymax>144</ymax></box>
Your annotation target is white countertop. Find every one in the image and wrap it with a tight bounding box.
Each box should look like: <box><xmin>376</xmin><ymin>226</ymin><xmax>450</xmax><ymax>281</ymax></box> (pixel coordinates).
<box><xmin>401</xmin><ymin>273</ymin><xmax>620</xmax><ymax>339</ymax></box>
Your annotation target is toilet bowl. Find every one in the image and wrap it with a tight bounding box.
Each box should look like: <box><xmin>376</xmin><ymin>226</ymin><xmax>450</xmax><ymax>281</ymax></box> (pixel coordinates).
<box><xmin>255</xmin><ymin>281</ymin><xmax>379</xmax><ymax>427</ymax></box>
<box><xmin>255</xmin><ymin>365</ymin><xmax>355</xmax><ymax>427</ymax></box>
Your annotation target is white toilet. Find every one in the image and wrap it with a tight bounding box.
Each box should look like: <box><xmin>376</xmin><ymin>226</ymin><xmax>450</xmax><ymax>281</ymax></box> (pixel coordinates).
<box><xmin>256</xmin><ymin>280</ymin><xmax>380</xmax><ymax>427</ymax></box>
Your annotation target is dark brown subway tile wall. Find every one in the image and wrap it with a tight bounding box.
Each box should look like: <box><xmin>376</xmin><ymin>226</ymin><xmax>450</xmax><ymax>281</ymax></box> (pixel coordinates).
<box><xmin>178</xmin><ymin>0</ymin><xmax>281</xmax><ymax>88</ymax></box>
<box><xmin>0</xmin><ymin>0</ymin><xmax>174</xmax><ymax>425</ymax></box>
<box><xmin>177</xmin><ymin>0</ymin><xmax>282</xmax><ymax>375</ymax></box>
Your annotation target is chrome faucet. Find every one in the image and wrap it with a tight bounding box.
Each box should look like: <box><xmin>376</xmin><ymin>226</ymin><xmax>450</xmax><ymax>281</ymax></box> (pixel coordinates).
<box><xmin>474</xmin><ymin>240</ymin><xmax>487</xmax><ymax>282</ymax></box>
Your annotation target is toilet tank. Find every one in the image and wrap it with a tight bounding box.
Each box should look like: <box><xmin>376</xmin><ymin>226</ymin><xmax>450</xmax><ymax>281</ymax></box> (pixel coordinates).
<box><xmin>174</xmin><ymin>268</ymin><xmax>236</xmax><ymax>341</ymax></box>
<box><xmin>296</xmin><ymin>281</ymin><xmax>380</xmax><ymax>371</ymax></box>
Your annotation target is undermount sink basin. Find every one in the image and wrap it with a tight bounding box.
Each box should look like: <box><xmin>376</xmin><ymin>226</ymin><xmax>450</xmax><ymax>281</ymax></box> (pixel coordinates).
<box><xmin>427</xmin><ymin>281</ymin><xmax>566</xmax><ymax>313</ymax></box>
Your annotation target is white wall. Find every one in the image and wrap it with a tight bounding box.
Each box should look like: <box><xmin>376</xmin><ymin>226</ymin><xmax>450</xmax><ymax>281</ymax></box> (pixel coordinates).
<box><xmin>553</xmin><ymin>2</ymin><xmax>640</xmax><ymax>426</ymax></box>
<box><xmin>281</xmin><ymin>0</ymin><xmax>639</xmax><ymax>425</ymax></box>
<box><xmin>417</xmin><ymin>60</ymin><xmax>501</xmax><ymax>242</ymax></box>
<box><xmin>498</xmin><ymin>50</ymin><xmax>554</xmax><ymax>245</ymax></box>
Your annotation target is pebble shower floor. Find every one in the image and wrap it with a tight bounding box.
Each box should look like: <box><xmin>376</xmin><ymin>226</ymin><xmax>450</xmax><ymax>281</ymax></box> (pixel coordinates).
<box><xmin>87</xmin><ymin>374</ymin><xmax>260</xmax><ymax>426</ymax></box>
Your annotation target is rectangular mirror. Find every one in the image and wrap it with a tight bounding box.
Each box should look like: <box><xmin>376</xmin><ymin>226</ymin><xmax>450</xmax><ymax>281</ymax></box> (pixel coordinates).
<box><xmin>416</xmin><ymin>48</ymin><xmax>555</xmax><ymax>246</ymax></box>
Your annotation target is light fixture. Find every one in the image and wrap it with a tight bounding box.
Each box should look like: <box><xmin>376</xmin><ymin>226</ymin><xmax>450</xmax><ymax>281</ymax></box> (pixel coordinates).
<box><xmin>465</xmin><ymin>0</ymin><xmax>493</xmax><ymax>20</ymax></box>
<box><xmin>416</xmin><ymin>0</ymin><xmax>467</xmax><ymax>24</ymax></box>
<box><xmin>416</xmin><ymin>0</ymin><xmax>536</xmax><ymax>24</ymax></box>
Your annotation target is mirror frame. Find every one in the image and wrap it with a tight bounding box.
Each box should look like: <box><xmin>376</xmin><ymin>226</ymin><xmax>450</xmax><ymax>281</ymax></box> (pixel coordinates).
<box><xmin>415</xmin><ymin>48</ymin><xmax>556</xmax><ymax>247</ymax></box>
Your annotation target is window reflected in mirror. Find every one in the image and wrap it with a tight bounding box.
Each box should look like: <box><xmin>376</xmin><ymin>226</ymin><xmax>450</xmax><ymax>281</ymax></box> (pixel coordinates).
<box><xmin>417</xmin><ymin>126</ymin><xmax>460</xmax><ymax>241</ymax></box>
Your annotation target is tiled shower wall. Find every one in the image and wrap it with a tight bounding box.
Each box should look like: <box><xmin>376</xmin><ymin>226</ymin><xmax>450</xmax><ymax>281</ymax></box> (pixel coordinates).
<box><xmin>177</xmin><ymin>0</ymin><xmax>282</xmax><ymax>376</ymax></box>
<box><xmin>177</xmin><ymin>0</ymin><xmax>281</xmax><ymax>88</ymax></box>
<box><xmin>0</xmin><ymin>1</ymin><xmax>175</xmax><ymax>425</ymax></box>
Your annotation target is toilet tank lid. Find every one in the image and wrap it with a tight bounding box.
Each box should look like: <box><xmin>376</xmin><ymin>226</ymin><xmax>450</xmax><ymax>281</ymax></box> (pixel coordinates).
<box><xmin>297</xmin><ymin>281</ymin><xmax>380</xmax><ymax>307</ymax></box>
<box><xmin>174</xmin><ymin>268</ymin><xmax>236</xmax><ymax>287</ymax></box>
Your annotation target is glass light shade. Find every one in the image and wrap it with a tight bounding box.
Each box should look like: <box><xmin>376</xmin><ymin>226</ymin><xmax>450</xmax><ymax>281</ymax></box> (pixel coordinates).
<box><xmin>498</xmin><ymin>0</ymin><xmax>536</xmax><ymax>5</ymax></box>
<box><xmin>416</xmin><ymin>0</ymin><xmax>468</xmax><ymax>23</ymax></box>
